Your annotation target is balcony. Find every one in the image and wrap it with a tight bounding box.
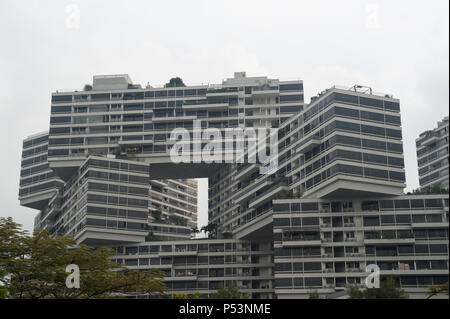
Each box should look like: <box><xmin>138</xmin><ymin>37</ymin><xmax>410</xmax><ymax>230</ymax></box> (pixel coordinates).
<box><xmin>282</xmin><ymin>238</ymin><xmax>321</xmax><ymax>247</ymax></box>
<box><xmin>364</xmin><ymin>236</ymin><xmax>415</xmax><ymax>245</ymax></box>
<box><xmin>252</xmin><ymin>86</ymin><xmax>279</xmax><ymax>97</ymax></box>
<box><xmin>420</xmin><ymin>133</ymin><xmax>440</xmax><ymax>147</ymax></box>
<box><xmin>297</xmin><ymin>134</ymin><xmax>321</xmax><ymax>154</ymax></box>
<box><xmin>248</xmin><ymin>182</ymin><xmax>288</xmax><ymax>208</ymax></box>
<box><xmin>234</xmin><ymin>163</ymin><xmax>259</xmax><ymax>180</ymax></box>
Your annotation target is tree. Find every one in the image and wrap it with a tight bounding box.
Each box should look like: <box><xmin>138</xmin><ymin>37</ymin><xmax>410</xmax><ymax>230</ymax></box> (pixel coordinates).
<box><xmin>0</xmin><ymin>269</ymin><xmax>8</xmax><ymax>298</ymax></box>
<box><xmin>348</xmin><ymin>285</ymin><xmax>364</xmax><ymax>299</ymax></box>
<box><xmin>210</xmin><ymin>284</ymin><xmax>249</xmax><ymax>299</ymax></box>
<box><xmin>308</xmin><ymin>289</ymin><xmax>321</xmax><ymax>299</ymax></box>
<box><xmin>83</xmin><ymin>84</ymin><xmax>92</xmax><ymax>91</ymax></box>
<box><xmin>427</xmin><ymin>280</ymin><xmax>449</xmax><ymax>299</ymax></box>
<box><xmin>348</xmin><ymin>277</ymin><xmax>406</xmax><ymax>299</ymax></box>
<box><xmin>145</xmin><ymin>231</ymin><xmax>163</xmax><ymax>242</ymax></box>
<box><xmin>152</xmin><ymin>210</ymin><xmax>162</xmax><ymax>221</ymax></box>
<box><xmin>0</xmin><ymin>217</ymin><xmax>167</xmax><ymax>299</ymax></box>
<box><xmin>164</xmin><ymin>77</ymin><xmax>185</xmax><ymax>88</ymax></box>
<box><xmin>201</xmin><ymin>223</ymin><xmax>218</xmax><ymax>239</ymax></box>
<box><xmin>410</xmin><ymin>185</ymin><xmax>448</xmax><ymax>195</ymax></box>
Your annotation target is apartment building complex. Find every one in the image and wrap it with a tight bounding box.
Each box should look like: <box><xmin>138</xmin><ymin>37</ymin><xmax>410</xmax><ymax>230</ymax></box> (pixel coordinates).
<box><xmin>19</xmin><ymin>73</ymin><xmax>448</xmax><ymax>299</ymax></box>
<box><xmin>416</xmin><ymin>116</ymin><xmax>449</xmax><ymax>190</ymax></box>
<box><xmin>272</xmin><ymin>196</ymin><xmax>448</xmax><ymax>298</ymax></box>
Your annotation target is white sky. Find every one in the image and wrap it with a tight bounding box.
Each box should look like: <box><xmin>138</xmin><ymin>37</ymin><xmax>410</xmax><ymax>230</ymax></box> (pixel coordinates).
<box><xmin>0</xmin><ymin>0</ymin><xmax>448</xmax><ymax>232</ymax></box>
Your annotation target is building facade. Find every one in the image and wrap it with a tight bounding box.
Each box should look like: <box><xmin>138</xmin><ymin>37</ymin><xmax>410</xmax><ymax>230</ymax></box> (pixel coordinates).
<box><xmin>416</xmin><ymin>116</ymin><xmax>449</xmax><ymax>190</ymax></box>
<box><xmin>19</xmin><ymin>73</ymin><xmax>448</xmax><ymax>299</ymax></box>
<box><xmin>272</xmin><ymin>195</ymin><xmax>448</xmax><ymax>298</ymax></box>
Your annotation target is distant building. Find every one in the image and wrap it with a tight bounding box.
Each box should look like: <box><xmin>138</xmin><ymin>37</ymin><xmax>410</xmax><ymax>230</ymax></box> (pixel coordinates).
<box><xmin>416</xmin><ymin>116</ymin><xmax>449</xmax><ymax>190</ymax></box>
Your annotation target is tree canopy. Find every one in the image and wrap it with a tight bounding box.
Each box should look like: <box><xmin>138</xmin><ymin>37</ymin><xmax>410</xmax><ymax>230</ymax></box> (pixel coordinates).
<box><xmin>0</xmin><ymin>217</ymin><xmax>167</xmax><ymax>299</ymax></box>
<box><xmin>210</xmin><ymin>284</ymin><xmax>249</xmax><ymax>299</ymax></box>
<box><xmin>200</xmin><ymin>222</ymin><xmax>218</xmax><ymax>239</ymax></box>
<box><xmin>348</xmin><ymin>277</ymin><xmax>406</xmax><ymax>299</ymax></box>
<box><xmin>427</xmin><ymin>280</ymin><xmax>449</xmax><ymax>299</ymax></box>
<box><xmin>164</xmin><ymin>77</ymin><xmax>186</xmax><ymax>88</ymax></box>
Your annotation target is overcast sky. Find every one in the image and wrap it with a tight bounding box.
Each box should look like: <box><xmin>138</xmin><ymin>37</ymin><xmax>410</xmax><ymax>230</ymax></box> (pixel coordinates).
<box><xmin>0</xmin><ymin>0</ymin><xmax>448</xmax><ymax>232</ymax></box>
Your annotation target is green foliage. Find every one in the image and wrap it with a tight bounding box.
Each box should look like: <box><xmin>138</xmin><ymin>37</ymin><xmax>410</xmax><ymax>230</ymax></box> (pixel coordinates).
<box><xmin>164</xmin><ymin>77</ymin><xmax>186</xmax><ymax>88</ymax></box>
<box><xmin>275</xmin><ymin>189</ymin><xmax>298</xmax><ymax>199</ymax></box>
<box><xmin>152</xmin><ymin>210</ymin><xmax>162</xmax><ymax>221</ymax></box>
<box><xmin>145</xmin><ymin>231</ymin><xmax>164</xmax><ymax>242</ymax></box>
<box><xmin>0</xmin><ymin>269</ymin><xmax>8</xmax><ymax>298</ymax></box>
<box><xmin>210</xmin><ymin>284</ymin><xmax>249</xmax><ymax>299</ymax></box>
<box><xmin>410</xmin><ymin>185</ymin><xmax>448</xmax><ymax>195</ymax></box>
<box><xmin>308</xmin><ymin>289</ymin><xmax>321</xmax><ymax>299</ymax></box>
<box><xmin>201</xmin><ymin>223</ymin><xmax>218</xmax><ymax>239</ymax></box>
<box><xmin>348</xmin><ymin>277</ymin><xmax>406</xmax><ymax>299</ymax></box>
<box><xmin>0</xmin><ymin>217</ymin><xmax>167</xmax><ymax>299</ymax></box>
<box><xmin>192</xmin><ymin>291</ymin><xmax>203</xmax><ymax>299</ymax></box>
<box><xmin>170</xmin><ymin>292</ymin><xmax>203</xmax><ymax>299</ymax></box>
<box><xmin>427</xmin><ymin>280</ymin><xmax>449</xmax><ymax>299</ymax></box>
<box><xmin>168</xmin><ymin>215</ymin><xmax>188</xmax><ymax>226</ymax></box>
<box><xmin>348</xmin><ymin>285</ymin><xmax>364</xmax><ymax>299</ymax></box>
<box><xmin>83</xmin><ymin>84</ymin><xmax>92</xmax><ymax>91</ymax></box>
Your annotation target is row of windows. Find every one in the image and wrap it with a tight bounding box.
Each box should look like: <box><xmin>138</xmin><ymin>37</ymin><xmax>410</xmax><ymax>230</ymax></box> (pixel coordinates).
<box><xmin>420</xmin><ymin>169</ymin><xmax>449</xmax><ymax>186</ymax></box>
<box><xmin>279</xmin><ymin>94</ymin><xmax>303</xmax><ymax>103</ymax></box>
<box><xmin>379</xmin><ymin>198</ymin><xmax>447</xmax><ymax>210</ymax></box>
<box><xmin>304</xmin><ymin>134</ymin><xmax>404</xmax><ymax>166</ymax></box>
<box><xmin>275</xmin><ymin>277</ymin><xmax>322</xmax><ymax>288</ymax></box>
<box><xmin>116</xmin><ymin>242</ymin><xmax>250</xmax><ymax>255</ymax></box>
<box><xmin>49</xmin><ymin>137</ymin><xmax>84</xmax><ymax>146</ymax></box>
<box><xmin>303</xmin><ymin>92</ymin><xmax>400</xmax><ymax>124</ymax></box>
<box><xmin>302</xmin><ymin>148</ymin><xmax>404</xmax><ymax>180</ymax></box>
<box><xmin>87</xmin><ymin>194</ymin><xmax>148</xmax><ymax>208</ymax></box>
<box><xmin>83</xmin><ymin>170</ymin><xmax>149</xmax><ymax>185</ymax></box>
<box><xmin>86</xmin><ymin>205</ymin><xmax>148</xmax><ymax>220</ymax></box>
<box><xmin>149</xmin><ymin>225</ymin><xmax>191</xmax><ymax>235</ymax></box>
<box><xmin>304</xmin><ymin>106</ymin><xmax>401</xmax><ymax>136</ymax></box>
<box><xmin>21</xmin><ymin>154</ymin><xmax>47</xmax><ymax>167</ymax></box>
<box><xmin>22</xmin><ymin>144</ymin><xmax>48</xmax><ymax>158</ymax></box>
<box><xmin>22</xmin><ymin>135</ymin><xmax>49</xmax><ymax>148</ymax></box>
<box><xmin>279</xmin><ymin>83</ymin><xmax>303</xmax><ymax>92</ymax></box>
<box><xmin>273</xmin><ymin>217</ymin><xmax>319</xmax><ymax>227</ymax></box>
<box><xmin>362</xmin><ymin>213</ymin><xmax>444</xmax><ymax>226</ymax></box>
<box><xmin>368</xmin><ymin>260</ymin><xmax>448</xmax><ymax>271</ymax></box>
<box><xmin>20</xmin><ymin>171</ymin><xmax>55</xmax><ymax>187</ymax></box>
<box><xmin>82</xmin><ymin>158</ymin><xmax>148</xmax><ymax>174</ymax></box>
<box><xmin>52</xmin><ymin>89</ymin><xmax>210</xmax><ymax>104</ymax></box>
<box><xmin>48</xmin><ymin>149</ymin><xmax>69</xmax><ymax>157</ymax></box>
<box><xmin>88</xmin><ymin>182</ymin><xmax>148</xmax><ymax>196</ymax></box>
<box><xmin>304</xmin><ymin>119</ymin><xmax>402</xmax><ymax>144</ymax></box>
<box><xmin>416</xmin><ymin>137</ymin><xmax>448</xmax><ymax>157</ymax></box>
<box><xmin>365</xmin><ymin>244</ymin><xmax>448</xmax><ymax>256</ymax></box>
<box><xmin>275</xmin><ymin>262</ymin><xmax>322</xmax><ymax>272</ymax></box>
<box><xmin>417</xmin><ymin>147</ymin><xmax>449</xmax><ymax>167</ymax></box>
<box><xmin>274</xmin><ymin>247</ymin><xmax>321</xmax><ymax>257</ymax></box>
<box><xmin>85</xmin><ymin>218</ymin><xmax>147</xmax><ymax>231</ymax></box>
<box><xmin>418</xmin><ymin>158</ymin><xmax>447</xmax><ymax>176</ymax></box>
<box><xmin>18</xmin><ymin>181</ymin><xmax>59</xmax><ymax>196</ymax></box>
<box><xmin>276</xmin><ymin>276</ymin><xmax>447</xmax><ymax>288</ymax></box>
<box><xmin>302</xmin><ymin>163</ymin><xmax>405</xmax><ymax>191</ymax></box>
<box><xmin>239</xmin><ymin>195</ymin><xmax>435</xmax><ymax>224</ymax></box>
<box><xmin>20</xmin><ymin>163</ymin><xmax>50</xmax><ymax>177</ymax></box>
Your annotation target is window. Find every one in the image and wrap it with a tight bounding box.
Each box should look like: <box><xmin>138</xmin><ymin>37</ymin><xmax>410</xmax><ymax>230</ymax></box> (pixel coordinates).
<box><xmin>280</xmin><ymin>94</ymin><xmax>303</xmax><ymax>103</ymax></box>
